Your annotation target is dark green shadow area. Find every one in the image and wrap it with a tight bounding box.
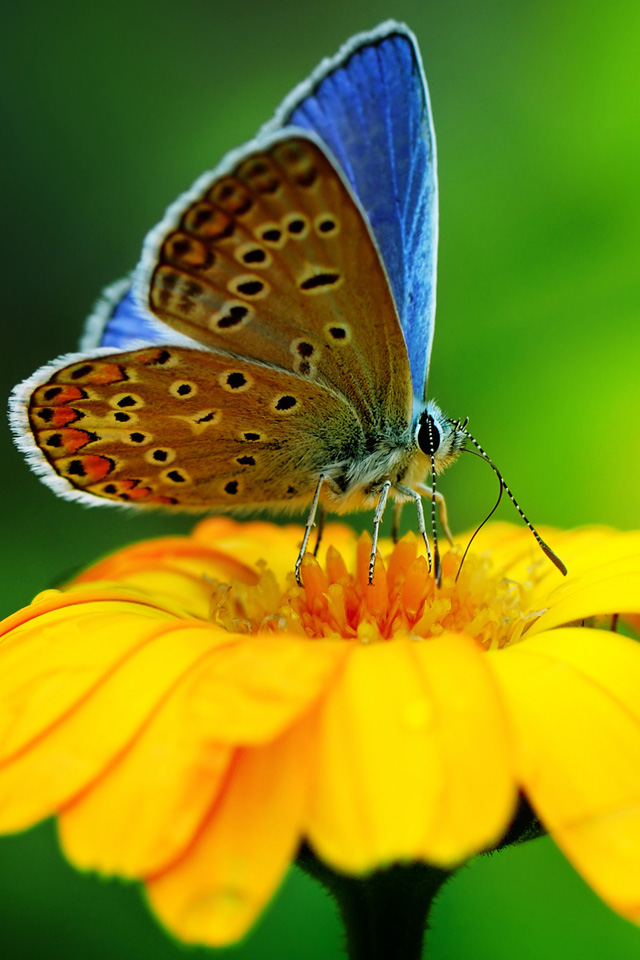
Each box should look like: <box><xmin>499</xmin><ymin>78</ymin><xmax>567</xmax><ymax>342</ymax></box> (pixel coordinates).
<box><xmin>0</xmin><ymin>822</ymin><xmax>344</xmax><ymax>960</ymax></box>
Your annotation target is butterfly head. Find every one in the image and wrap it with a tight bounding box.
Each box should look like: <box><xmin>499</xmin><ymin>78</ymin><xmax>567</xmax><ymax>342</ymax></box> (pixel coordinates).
<box><xmin>415</xmin><ymin>402</ymin><xmax>466</xmax><ymax>474</ymax></box>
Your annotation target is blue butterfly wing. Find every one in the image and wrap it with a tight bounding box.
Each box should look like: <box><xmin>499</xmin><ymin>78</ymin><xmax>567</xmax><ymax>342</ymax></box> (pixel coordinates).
<box><xmin>81</xmin><ymin>280</ymin><xmax>171</xmax><ymax>350</ymax></box>
<box><xmin>270</xmin><ymin>22</ymin><xmax>437</xmax><ymax>400</ymax></box>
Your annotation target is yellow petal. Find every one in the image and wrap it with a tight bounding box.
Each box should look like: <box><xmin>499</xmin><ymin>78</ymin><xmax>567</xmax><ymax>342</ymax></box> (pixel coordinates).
<box><xmin>59</xmin><ymin>673</ymin><xmax>233</xmax><ymax>877</ymax></box>
<box><xmin>487</xmin><ymin>626</ymin><xmax>640</xmax><ymax>923</ymax></box>
<box><xmin>146</xmin><ymin>718</ymin><xmax>313</xmax><ymax>946</ymax></box>
<box><xmin>458</xmin><ymin>524</ymin><xmax>634</xmax><ymax>603</ymax></box>
<box><xmin>456</xmin><ymin>522</ymin><xmax>564</xmax><ymax>583</ymax></box>
<box><xmin>0</xmin><ymin>600</ymin><xmax>177</xmax><ymax>761</ymax></box>
<box><xmin>308</xmin><ymin>635</ymin><xmax>515</xmax><ymax>872</ymax></box>
<box><xmin>413</xmin><ymin>634</ymin><xmax>516</xmax><ymax>863</ymax></box>
<box><xmin>182</xmin><ymin>635</ymin><xmax>346</xmax><ymax>744</ymax></box>
<box><xmin>73</xmin><ymin>535</ymin><xmax>261</xmax><ymax>617</ymax></box>
<box><xmin>58</xmin><ymin>636</ymin><xmax>345</xmax><ymax>877</ymax></box>
<box><xmin>528</xmin><ymin>557</ymin><xmax>640</xmax><ymax>635</ymax></box>
<box><xmin>77</xmin><ymin>570</ymin><xmax>222</xmax><ymax>620</ymax></box>
<box><xmin>0</xmin><ymin>585</ymin><xmax>179</xmax><ymax>636</ymax></box>
<box><xmin>545</xmin><ymin>529</ymin><xmax>640</xmax><ymax>578</ymax></box>
<box><xmin>193</xmin><ymin>517</ymin><xmax>357</xmax><ymax>584</ymax></box>
<box><xmin>0</xmin><ymin>623</ymin><xmax>230</xmax><ymax>830</ymax></box>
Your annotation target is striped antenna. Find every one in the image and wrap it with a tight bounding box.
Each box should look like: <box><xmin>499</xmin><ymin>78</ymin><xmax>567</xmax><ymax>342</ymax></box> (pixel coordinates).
<box><xmin>456</xmin><ymin>425</ymin><xmax>568</xmax><ymax>577</ymax></box>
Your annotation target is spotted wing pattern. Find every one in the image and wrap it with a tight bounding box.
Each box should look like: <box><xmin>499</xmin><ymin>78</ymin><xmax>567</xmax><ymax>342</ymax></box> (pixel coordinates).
<box><xmin>25</xmin><ymin>345</ymin><xmax>367</xmax><ymax>509</ymax></box>
<box><xmin>17</xmin><ymin>135</ymin><xmax>417</xmax><ymax>511</ymax></box>
<box><xmin>140</xmin><ymin>134</ymin><xmax>412</xmax><ymax>426</ymax></box>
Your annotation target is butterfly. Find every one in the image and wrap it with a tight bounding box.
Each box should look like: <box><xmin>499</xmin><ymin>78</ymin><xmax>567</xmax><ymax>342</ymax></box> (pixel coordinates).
<box><xmin>10</xmin><ymin>21</ymin><xmax>566</xmax><ymax>585</ymax></box>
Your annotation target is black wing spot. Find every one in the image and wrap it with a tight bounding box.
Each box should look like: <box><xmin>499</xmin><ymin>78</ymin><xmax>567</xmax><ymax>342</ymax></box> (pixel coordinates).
<box><xmin>319</xmin><ymin>219</ymin><xmax>336</xmax><ymax>233</ymax></box>
<box><xmin>152</xmin><ymin>450</ymin><xmax>168</xmax><ymax>462</ymax></box>
<box><xmin>218</xmin><ymin>305</ymin><xmax>249</xmax><ymax>329</ymax></box>
<box><xmin>114</xmin><ymin>412</ymin><xmax>131</xmax><ymax>422</ymax></box>
<box><xmin>236</xmin><ymin>455</ymin><xmax>255</xmax><ymax>466</ymax></box>
<box><xmin>329</xmin><ymin>326</ymin><xmax>346</xmax><ymax>339</ymax></box>
<box><xmin>152</xmin><ymin>349</ymin><xmax>171</xmax><ymax>365</ymax></box>
<box><xmin>236</xmin><ymin>280</ymin><xmax>264</xmax><ymax>297</ymax></box>
<box><xmin>261</xmin><ymin>228</ymin><xmax>281</xmax><ymax>242</ymax></box>
<box><xmin>193</xmin><ymin>207</ymin><xmax>211</xmax><ymax>225</ymax></box>
<box><xmin>70</xmin><ymin>364</ymin><xmax>94</xmax><ymax>380</ymax></box>
<box><xmin>67</xmin><ymin>460</ymin><xmax>86</xmax><ymax>477</ymax></box>
<box><xmin>227</xmin><ymin>373</ymin><xmax>247</xmax><ymax>389</ymax></box>
<box><xmin>160</xmin><ymin>271</ymin><xmax>179</xmax><ymax>290</ymax></box>
<box><xmin>44</xmin><ymin>387</ymin><xmax>62</xmax><ymax>401</ymax></box>
<box><xmin>37</xmin><ymin>408</ymin><xmax>54</xmax><ymax>423</ymax></box>
<box><xmin>296</xmin><ymin>341</ymin><xmax>314</xmax><ymax>357</ymax></box>
<box><xmin>103</xmin><ymin>484</ymin><xmax>117</xmax><ymax>494</ymax></box>
<box><xmin>129</xmin><ymin>432</ymin><xmax>146</xmax><ymax>443</ymax></box>
<box><xmin>117</xmin><ymin>396</ymin><xmax>137</xmax><ymax>408</ymax></box>
<box><xmin>46</xmin><ymin>434</ymin><xmax>63</xmax><ymax>448</ymax></box>
<box><xmin>300</xmin><ymin>273</ymin><xmax>340</xmax><ymax>291</ymax></box>
<box><xmin>169</xmin><ymin>237</ymin><xmax>191</xmax><ymax>257</ymax></box>
<box><xmin>242</xmin><ymin>248</ymin><xmax>266</xmax><ymax>264</ymax></box>
<box><xmin>167</xmin><ymin>470</ymin><xmax>186</xmax><ymax>483</ymax></box>
<box><xmin>287</xmin><ymin>219</ymin><xmax>305</xmax><ymax>234</ymax></box>
<box><xmin>243</xmin><ymin>431</ymin><xmax>261</xmax><ymax>441</ymax></box>
<box><xmin>286</xmin><ymin>486</ymin><xmax>297</xmax><ymax>496</ymax></box>
<box><xmin>225</xmin><ymin>480</ymin><xmax>239</xmax><ymax>495</ymax></box>
<box><xmin>275</xmin><ymin>395</ymin><xmax>297</xmax><ymax>411</ymax></box>
<box><xmin>169</xmin><ymin>381</ymin><xmax>198</xmax><ymax>399</ymax></box>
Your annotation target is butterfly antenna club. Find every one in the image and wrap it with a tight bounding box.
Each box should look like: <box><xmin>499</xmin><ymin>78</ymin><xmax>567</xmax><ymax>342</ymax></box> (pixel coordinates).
<box><xmin>457</xmin><ymin>426</ymin><xmax>568</xmax><ymax>577</ymax></box>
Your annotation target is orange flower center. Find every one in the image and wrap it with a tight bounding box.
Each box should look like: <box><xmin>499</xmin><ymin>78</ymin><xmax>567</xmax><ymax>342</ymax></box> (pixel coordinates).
<box><xmin>210</xmin><ymin>535</ymin><xmax>539</xmax><ymax>650</ymax></box>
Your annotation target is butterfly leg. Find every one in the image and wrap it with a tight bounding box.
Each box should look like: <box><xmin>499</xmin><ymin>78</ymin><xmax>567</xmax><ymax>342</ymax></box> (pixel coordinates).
<box><xmin>369</xmin><ymin>480</ymin><xmax>392</xmax><ymax>584</ymax></box>
<box><xmin>395</xmin><ymin>483</ymin><xmax>435</xmax><ymax>579</ymax></box>
<box><xmin>415</xmin><ymin>484</ymin><xmax>454</xmax><ymax>545</ymax></box>
<box><xmin>295</xmin><ymin>475</ymin><xmax>326</xmax><ymax>585</ymax></box>
<box><xmin>313</xmin><ymin>505</ymin><xmax>326</xmax><ymax>557</ymax></box>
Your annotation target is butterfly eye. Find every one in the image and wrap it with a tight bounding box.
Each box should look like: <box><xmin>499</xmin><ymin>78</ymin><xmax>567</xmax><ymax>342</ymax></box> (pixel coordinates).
<box><xmin>416</xmin><ymin>413</ymin><xmax>441</xmax><ymax>456</ymax></box>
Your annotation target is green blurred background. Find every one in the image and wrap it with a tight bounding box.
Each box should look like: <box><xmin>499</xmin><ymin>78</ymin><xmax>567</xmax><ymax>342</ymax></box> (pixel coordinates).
<box><xmin>1</xmin><ymin>0</ymin><xmax>639</xmax><ymax>957</ymax></box>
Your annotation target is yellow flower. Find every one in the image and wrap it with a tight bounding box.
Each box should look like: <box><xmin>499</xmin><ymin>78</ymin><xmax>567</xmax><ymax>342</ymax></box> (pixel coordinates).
<box><xmin>0</xmin><ymin>518</ymin><xmax>639</xmax><ymax>946</ymax></box>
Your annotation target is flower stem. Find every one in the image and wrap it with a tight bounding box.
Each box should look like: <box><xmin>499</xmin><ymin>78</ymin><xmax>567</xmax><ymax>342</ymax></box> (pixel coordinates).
<box><xmin>297</xmin><ymin>846</ymin><xmax>450</xmax><ymax>959</ymax></box>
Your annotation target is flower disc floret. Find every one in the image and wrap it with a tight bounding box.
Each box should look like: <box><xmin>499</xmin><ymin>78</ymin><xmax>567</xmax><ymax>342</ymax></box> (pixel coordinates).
<box><xmin>213</xmin><ymin>535</ymin><xmax>538</xmax><ymax>649</ymax></box>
